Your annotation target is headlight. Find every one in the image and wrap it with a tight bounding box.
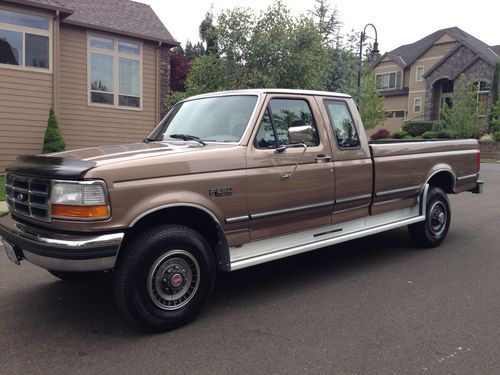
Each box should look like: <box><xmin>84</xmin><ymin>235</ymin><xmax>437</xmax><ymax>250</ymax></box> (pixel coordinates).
<box><xmin>50</xmin><ymin>180</ymin><xmax>110</xmax><ymax>220</ymax></box>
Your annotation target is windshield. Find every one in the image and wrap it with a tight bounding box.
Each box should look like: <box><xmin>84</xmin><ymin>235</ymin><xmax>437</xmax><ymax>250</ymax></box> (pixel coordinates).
<box><xmin>149</xmin><ymin>95</ymin><xmax>258</xmax><ymax>143</ymax></box>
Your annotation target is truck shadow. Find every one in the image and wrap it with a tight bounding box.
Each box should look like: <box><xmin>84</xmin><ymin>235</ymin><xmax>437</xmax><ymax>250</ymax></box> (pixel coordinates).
<box><xmin>3</xmin><ymin>227</ymin><xmax>423</xmax><ymax>336</ymax></box>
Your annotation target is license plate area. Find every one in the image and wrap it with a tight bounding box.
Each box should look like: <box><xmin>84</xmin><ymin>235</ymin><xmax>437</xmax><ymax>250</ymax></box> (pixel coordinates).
<box><xmin>2</xmin><ymin>240</ymin><xmax>21</xmax><ymax>265</ymax></box>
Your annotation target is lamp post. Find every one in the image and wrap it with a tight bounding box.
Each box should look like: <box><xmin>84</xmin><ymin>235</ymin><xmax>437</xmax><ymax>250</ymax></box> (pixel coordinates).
<box><xmin>357</xmin><ymin>23</ymin><xmax>380</xmax><ymax>90</ymax></box>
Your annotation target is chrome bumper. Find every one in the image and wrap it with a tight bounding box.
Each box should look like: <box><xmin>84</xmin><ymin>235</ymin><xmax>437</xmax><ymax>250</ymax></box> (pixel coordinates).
<box><xmin>0</xmin><ymin>214</ymin><xmax>124</xmax><ymax>272</ymax></box>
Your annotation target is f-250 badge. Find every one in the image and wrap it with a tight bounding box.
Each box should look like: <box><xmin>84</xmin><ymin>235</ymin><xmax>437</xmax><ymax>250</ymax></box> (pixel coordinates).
<box><xmin>209</xmin><ymin>187</ymin><xmax>233</xmax><ymax>197</ymax></box>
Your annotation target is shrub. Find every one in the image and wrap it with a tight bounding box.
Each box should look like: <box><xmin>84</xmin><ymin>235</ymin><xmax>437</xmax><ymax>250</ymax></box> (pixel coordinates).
<box><xmin>370</xmin><ymin>128</ymin><xmax>391</xmax><ymax>140</ymax></box>
<box><xmin>478</xmin><ymin>134</ymin><xmax>495</xmax><ymax>143</ymax></box>
<box><xmin>392</xmin><ymin>131</ymin><xmax>407</xmax><ymax>139</ymax></box>
<box><xmin>472</xmin><ymin>128</ymin><xmax>488</xmax><ymax>140</ymax></box>
<box><xmin>402</xmin><ymin>121</ymin><xmax>435</xmax><ymax>136</ymax></box>
<box><xmin>422</xmin><ymin>131</ymin><xmax>437</xmax><ymax>139</ymax></box>
<box><xmin>492</xmin><ymin>131</ymin><xmax>500</xmax><ymax>141</ymax></box>
<box><xmin>42</xmin><ymin>108</ymin><xmax>65</xmax><ymax>154</ymax></box>
<box><xmin>436</xmin><ymin>131</ymin><xmax>451</xmax><ymax>139</ymax></box>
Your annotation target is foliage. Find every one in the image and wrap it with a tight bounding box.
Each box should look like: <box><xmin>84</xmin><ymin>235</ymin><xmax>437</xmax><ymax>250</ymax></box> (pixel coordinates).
<box><xmin>478</xmin><ymin>134</ymin><xmax>495</xmax><ymax>143</ymax></box>
<box><xmin>0</xmin><ymin>175</ymin><xmax>5</xmax><ymax>201</ymax></box>
<box><xmin>170</xmin><ymin>48</ymin><xmax>190</xmax><ymax>92</ymax></box>
<box><xmin>441</xmin><ymin>74</ymin><xmax>481</xmax><ymax>138</ymax></box>
<box><xmin>402</xmin><ymin>121</ymin><xmax>435</xmax><ymax>136</ymax></box>
<box><xmin>391</xmin><ymin>131</ymin><xmax>407</xmax><ymax>139</ymax></box>
<box><xmin>436</xmin><ymin>131</ymin><xmax>451</xmax><ymax>139</ymax></box>
<box><xmin>492</xmin><ymin>62</ymin><xmax>500</xmax><ymax>110</ymax></box>
<box><xmin>491</xmin><ymin>99</ymin><xmax>500</xmax><ymax>132</ymax></box>
<box><xmin>173</xmin><ymin>0</ymin><xmax>360</xmax><ymax>100</ymax></box>
<box><xmin>492</xmin><ymin>131</ymin><xmax>500</xmax><ymax>141</ymax></box>
<box><xmin>42</xmin><ymin>108</ymin><xmax>65</xmax><ymax>154</ymax></box>
<box><xmin>358</xmin><ymin>70</ymin><xmax>385</xmax><ymax>129</ymax></box>
<box><xmin>422</xmin><ymin>131</ymin><xmax>437</xmax><ymax>139</ymax></box>
<box><xmin>370</xmin><ymin>128</ymin><xmax>391</xmax><ymax>140</ymax></box>
<box><xmin>166</xmin><ymin>91</ymin><xmax>189</xmax><ymax>110</ymax></box>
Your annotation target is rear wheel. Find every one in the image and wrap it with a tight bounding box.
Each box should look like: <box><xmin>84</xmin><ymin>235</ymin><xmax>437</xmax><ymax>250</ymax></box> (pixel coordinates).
<box><xmin>113</xmin><ymin>224</ymin><xmax>215</xmax><ymax>331</ymax></box>
<box><xmin>408</xmin><ymin>187</ymin><xmax>451</xmax><ymax>248</ymax></box>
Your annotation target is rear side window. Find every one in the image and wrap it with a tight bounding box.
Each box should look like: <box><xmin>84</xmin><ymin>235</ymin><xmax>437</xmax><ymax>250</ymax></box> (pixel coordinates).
<box><xmin>324</xmin><ymin>100</ymin><xmax>360</xmax><ymax>149</ymax></box>
<box><xmin>254</xmin><ymin>98</ymin><xmax>319</xmax><ymax>149</ymax></box>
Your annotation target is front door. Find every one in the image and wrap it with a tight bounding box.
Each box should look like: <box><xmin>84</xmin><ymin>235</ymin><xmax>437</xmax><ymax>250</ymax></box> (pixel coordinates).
<box><xmin>246</xmin><ymin>95</ymin><xmax>335</xmax><ymax>240</ymax></box>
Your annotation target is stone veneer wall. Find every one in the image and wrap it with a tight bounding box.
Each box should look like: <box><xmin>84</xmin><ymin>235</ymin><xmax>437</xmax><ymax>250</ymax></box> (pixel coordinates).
<box><xmin>424</xmin><ymin>45</ymin><xmax>494</xmax><ymax>120</ymax></box>
<box><xmin>159</xmin><ymin>45</ymin><xmax>172</xmax><ymax>120</ymax></box>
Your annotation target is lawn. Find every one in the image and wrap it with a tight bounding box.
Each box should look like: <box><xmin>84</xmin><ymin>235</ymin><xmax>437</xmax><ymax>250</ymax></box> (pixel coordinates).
<box><xmin>0</xmin><ymin>175</ymin><xmax>5</xmax><ymax>201</ymax></box>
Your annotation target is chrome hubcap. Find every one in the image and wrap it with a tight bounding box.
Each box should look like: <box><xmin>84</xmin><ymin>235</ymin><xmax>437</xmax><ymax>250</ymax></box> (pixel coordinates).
<box><xmin>429</xmin><ymin>201</ymin><xmax>447</xmax><ymax>236</ymax></box>
<box><xmin>147</xmin><ymin>250</ymin><xmax>200</xmax><ymax>311</ymax></box>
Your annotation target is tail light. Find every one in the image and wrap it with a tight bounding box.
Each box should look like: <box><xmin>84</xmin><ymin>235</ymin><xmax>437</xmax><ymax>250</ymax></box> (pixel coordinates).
<box><xmin>477</xmin><ymin>149</ymin><xmax>481</xmax><ymax>172</ymax></box>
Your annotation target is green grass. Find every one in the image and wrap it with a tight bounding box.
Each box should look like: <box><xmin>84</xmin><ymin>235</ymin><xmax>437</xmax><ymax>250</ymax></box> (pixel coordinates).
<box><xmin>0</xmin><ymin>175</ymin><xmax>5</xmax><ymax>201</ymax></box>
<box><xmin>481</xmin><ymin>157</ymin><xmax>499</xmax><ymax>163</ymax></box>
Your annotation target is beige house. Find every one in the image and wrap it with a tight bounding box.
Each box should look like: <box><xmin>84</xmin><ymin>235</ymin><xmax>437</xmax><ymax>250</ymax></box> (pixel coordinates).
<box><xmin>372</xmin><ymin>27</ymin><xmax>500</xmax><ymax>133</ymax></box>
<box><xmin>0</xmin><ymin>0</ymin><xmax>178</xmax><ymax>173</ymax></box>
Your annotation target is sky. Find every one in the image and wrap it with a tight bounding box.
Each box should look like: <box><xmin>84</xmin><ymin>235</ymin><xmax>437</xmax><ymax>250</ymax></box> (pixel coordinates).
<box><xmin>137</xmin><ymin>0</ymin><xmax>500</xmax><ymax>53</ymax></box>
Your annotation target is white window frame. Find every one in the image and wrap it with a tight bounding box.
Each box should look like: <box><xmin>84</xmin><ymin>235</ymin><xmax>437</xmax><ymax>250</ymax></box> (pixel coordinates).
<box><xmin>87</xmin><ymin>32</ymin><xmax>143</xmax><ymax>111</ymax></box>
<box><xmin>416</xmin><ymin>66</ymin><xmax>424</xmax><ymax>82</ymax></box>
<box><xmin>375</xmin><ymin>71</ymin><xmax>398</xmax><ymax>90</ymax></box>
<box><xmin>476</xmin><ymin>81</ymin><xmax>490</xmax><ymax>115</ymax></box>
<box><xmin>414</xmin><ymin>97</ymin><xmax>422</xmax><ymax>113</ymax></box>
<box><xmin>0</xmin><ymin>6</ymin><xmax>52</xmax><ymax>73</ymax></box>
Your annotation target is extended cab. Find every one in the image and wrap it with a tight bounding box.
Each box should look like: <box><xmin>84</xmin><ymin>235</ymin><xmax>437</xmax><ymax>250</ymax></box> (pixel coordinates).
<box><xmin>0</xmin><ymin>89</ymin><xmax>482</xmax><ymax>331</ymax></box>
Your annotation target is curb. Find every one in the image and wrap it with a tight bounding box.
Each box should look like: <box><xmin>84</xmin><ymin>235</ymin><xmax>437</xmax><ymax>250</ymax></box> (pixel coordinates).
<box><xmin>0</xmin><ymin>201</ymin><xmax>7</xmax><ymax>212</ymax></box>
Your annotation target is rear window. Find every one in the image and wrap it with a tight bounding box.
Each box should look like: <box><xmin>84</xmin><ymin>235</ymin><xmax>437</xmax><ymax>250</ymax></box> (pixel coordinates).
<box><xmin>324</xmin><ymin>100</ymin><xmax>360</xmax><ymax>149</ymax></box>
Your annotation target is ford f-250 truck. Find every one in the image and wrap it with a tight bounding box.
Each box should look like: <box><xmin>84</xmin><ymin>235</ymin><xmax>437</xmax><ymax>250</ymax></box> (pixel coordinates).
<box><xmin>0</xmin><ymin>89</ymin><xmax>483</xmax><ymax>331</ymax></box>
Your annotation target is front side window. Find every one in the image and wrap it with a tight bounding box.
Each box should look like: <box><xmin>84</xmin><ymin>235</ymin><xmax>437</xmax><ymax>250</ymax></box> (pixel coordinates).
<box><xmin>414</xmin><ymin>97</ymin><xmax>422</xmax><ymax>112</ymax></box>
<box><xmin>255</xmin><ymin>99</ymin><xmax>319</xmax><ymax>149</ymax></box>
<box><xmin>0</xmin><ymin>8</ymin><xmax>50</xmax><ymax>69</ymax></box>
<box><xmin>324</xmin><ymin>100</ymin><xmax>360</xmax><ymax>149</ymax></box>
<box><xmin>376</xmin><ymin>72</ymin><xmax>397</xmax><ymax>90</ymax></box>
<box><xmin>88</xmin><ymin>35</ymin><xmax>141</xmax><ymax>108</ymax></box>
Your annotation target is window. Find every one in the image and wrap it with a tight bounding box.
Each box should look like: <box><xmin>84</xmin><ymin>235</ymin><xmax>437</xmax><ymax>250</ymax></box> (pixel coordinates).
<box><xmin>324</xmin><ymin>100</ymin><xmax>360</xmax><ymax>149</ymax></box>
<box><xmin>376</xmin><ymin>72</ymin><xmax>397</xmax><ymax>90</ymax></box>
<box><xmin>475</xmin><ymin>81</ymin><xmax>491</xmax><ymax>115</ymax></box>
<box><xmin>88</xmin><ymin>35</ymin><xmax>142</xmax><ymax>108</ymax></box>
<box><xmin>414</xmin><ymin>97</ymin><xmax>422</xmax><ymax>113</ymax></box>
<box><xmin>254</xmin><ymin>99</ymin><xmax>319</xmax><ymax>149</ymax></box>
<box><xmin>416</xmin><ymin>66</ymin><xmax>424</xmax><ymax>81</ymax></box>
<box><xmin>0</xmin><ymin>8</ymin><xmax>50</xmax><ymax>69</ymax></box>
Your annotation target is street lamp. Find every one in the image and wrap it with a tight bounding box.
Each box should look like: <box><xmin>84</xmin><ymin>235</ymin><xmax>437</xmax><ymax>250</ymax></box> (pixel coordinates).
<box><xmin>357</xmin><ymin>23</ymin><xmax>380</xmax><ymax>89</ymax></box>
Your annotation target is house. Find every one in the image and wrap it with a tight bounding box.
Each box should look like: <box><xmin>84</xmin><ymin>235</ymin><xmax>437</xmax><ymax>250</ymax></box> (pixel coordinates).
<box><xmin>372</xmin><ymin>27</ymin><xmax>500</xmax><ymax>133</ymax></box>
<box><xmin>0</xmin><ymin>0</ymin><xmax>178</xmax><ymax>173</ymax></box>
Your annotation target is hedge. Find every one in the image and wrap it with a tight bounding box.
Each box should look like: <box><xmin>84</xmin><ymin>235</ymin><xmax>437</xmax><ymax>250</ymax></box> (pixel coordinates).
<box><xmin>402</xmin><ymin>121</ymin><xmax>435</xmax><ymax>136</ymax></box>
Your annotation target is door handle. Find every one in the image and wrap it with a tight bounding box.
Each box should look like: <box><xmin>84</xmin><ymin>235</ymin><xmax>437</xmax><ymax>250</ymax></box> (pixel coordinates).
<box><xmin>315</xmin><ymin>154</ymin><xmax>332</xmax><ymax>163</ymax></box>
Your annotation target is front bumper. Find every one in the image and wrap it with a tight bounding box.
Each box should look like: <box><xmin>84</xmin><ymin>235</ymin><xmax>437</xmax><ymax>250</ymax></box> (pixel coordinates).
<box><xmin>0</xmin><ymin>214</ymin><xmax>124</xmax><ymax>272</ymax></box>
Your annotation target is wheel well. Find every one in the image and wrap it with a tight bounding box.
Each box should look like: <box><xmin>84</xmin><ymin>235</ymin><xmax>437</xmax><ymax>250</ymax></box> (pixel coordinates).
<box><xmin>427</xmin><ymin>171</ymin><xmax>454</xmax><ymax>193</ymax></box>
<box><xmin>127</xmin><ymin>207</ymin><xmax>229</xmax><ymax>270</ymax></box>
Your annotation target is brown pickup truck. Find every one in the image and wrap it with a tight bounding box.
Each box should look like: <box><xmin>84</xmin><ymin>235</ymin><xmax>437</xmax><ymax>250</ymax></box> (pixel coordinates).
<box><xmin>0</xmin><ymin>89</ymin><xmax>482</xmax><ymax>331</ymax></box>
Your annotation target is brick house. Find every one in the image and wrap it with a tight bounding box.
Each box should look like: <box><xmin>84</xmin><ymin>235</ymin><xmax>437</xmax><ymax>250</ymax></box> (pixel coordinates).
<box><xmin>372</xmin><ymin>27</ymin><xmax>500</xmax><ymax>133</ymax></box>
<box><xmin>0</xmin><ymin>0</ymin><xmax>178</xmax><ymax>173</ymax></box>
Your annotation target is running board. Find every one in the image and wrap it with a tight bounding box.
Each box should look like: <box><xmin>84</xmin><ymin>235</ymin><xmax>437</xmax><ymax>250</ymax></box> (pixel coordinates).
<box><xmin>229</xmin><ymin>205</ymin><xmax>425</xmax><ymax>271</ymax></box>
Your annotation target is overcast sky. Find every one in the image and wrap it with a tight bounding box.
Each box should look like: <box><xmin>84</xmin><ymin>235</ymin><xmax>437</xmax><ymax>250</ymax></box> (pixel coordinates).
<box><xmin>137</xmin><ymin>0</ymin><xmax>500</xmax><ymax>53</ymax></box>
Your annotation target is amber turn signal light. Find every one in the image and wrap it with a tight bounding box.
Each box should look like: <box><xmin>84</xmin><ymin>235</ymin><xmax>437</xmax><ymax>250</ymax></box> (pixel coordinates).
<box><xmin>52</xmin><ymin>204</ymin><xmax>109</xmax><ymax>219</ymax></box>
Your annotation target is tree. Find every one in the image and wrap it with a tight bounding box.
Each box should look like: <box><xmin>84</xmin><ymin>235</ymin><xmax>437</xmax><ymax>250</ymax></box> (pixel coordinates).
<box><xmin>199</xmin><ymin>7</ymin><xmax>217</xmax><ymax>55</ymax></box>
<box><xmin>358</xmin><ymin>70</ymin><xmax>385</xmax><ymax>129</ymax></box>
<box><xmin>184</xmin><ymin>41</ymin><xmax>205</xmax><ymax>61</ymax></box>
<box><xmin>492</xmin><ymin>61</ymin><xmax>500</xmax><ymax>108</ymax></box>
<box><xmin>309</xmin><ymin>0</ymin><xmax>341</xmax><ymax>45</ymax></box>
<box><xmin>169</xmin><ymin>48</ymin><xmax>190</xmax><ymax>92</ymax></box>
<box><xmin>441</xmin><ymin>74</ymin><xmax>481</xmax><ymax>138</ymax></box>
<box><xmin>42</xmin><ymin>108</ymin><xmax>65</xmax><ymax>153</ymax></box>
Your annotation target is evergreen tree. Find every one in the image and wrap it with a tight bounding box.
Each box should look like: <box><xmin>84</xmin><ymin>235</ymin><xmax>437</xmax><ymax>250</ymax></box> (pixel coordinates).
<box><xmin>42</xmin><ymin>108</ymin><xmax>65</xmax><ymax>153</ymax></box>
<box><xmin>441</xmin><ymin>74</ymin><xmax>481</xmax><ymax>138</ymax></box>
<box><xmin>492</xmin><ymin>61</ymin><xmax>500</xmax><ymax>109</ymax></box>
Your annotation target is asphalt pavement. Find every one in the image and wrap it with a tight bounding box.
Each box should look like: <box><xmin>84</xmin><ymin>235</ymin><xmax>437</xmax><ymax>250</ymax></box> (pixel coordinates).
<box><xmin>1</xmin><ymin>163</ymin><xmax>499</xmax><ymax>374</ymax></box>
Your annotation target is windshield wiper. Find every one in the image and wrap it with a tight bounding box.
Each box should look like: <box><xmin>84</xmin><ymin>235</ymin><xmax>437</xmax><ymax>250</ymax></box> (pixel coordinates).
<box><xmin>143</xmin><ymin>137</ymin><xmax>157</xmax><ymax>143</ymax></box>
<box><xmin>169</xmin><ymin>134</ymin><xmax>206</xmax><ymax>146</ymax></box>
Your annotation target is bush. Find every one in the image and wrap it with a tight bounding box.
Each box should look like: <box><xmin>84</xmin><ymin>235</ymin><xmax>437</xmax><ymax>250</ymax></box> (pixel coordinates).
<box><xmin>402</xmin><ymin>121</ymin><xmax>435</xmax><ymax>136</ymax></box>
<box><xmin>391</xmin><ymin>131</ymin><xmax>407</xmax><ymax>139</ymax></box>
<box><xmin>436</xmin><ymin>131</ymin><xmax>451</xmax><ymax>139</ymax></box>
<box><xmin>370</xmin><ymin>128</ymin><xmax>391</xmax><ymax>140</ymax></box>
<box><xmin>422</xmin><ymin>131</ymin><xmax>437</xmax><ymax>139</ymax></box>
<box><xmin>478</xmin><ymin>134</ymin><xmax>495</xmax><ymax>143</ymax></box>
<box><xmin>492</xmin><ymin>131</ymin><xmax>500</xmax><ymax>141</ymax></box>
<box><xmin>42</xmin><ymin>108</ymin><xmax>65</xmax><ymax>153</ymax></box>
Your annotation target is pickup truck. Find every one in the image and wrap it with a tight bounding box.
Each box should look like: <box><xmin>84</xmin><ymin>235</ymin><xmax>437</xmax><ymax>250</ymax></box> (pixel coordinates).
<box><xmin>0</xmin><ymin>89</ymin><xmax>483</xmax><ymax>331</ymax></box>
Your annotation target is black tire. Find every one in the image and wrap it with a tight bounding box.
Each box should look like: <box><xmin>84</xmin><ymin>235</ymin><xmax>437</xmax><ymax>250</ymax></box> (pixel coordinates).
<box><xmin>48</xmin><ymin>270</ymin><xmax>104</xmax><ymax>281</ymax></box>
<box><xmin>408</xmin><ymin>187</ymin><xmax>451</xmax><ymax>248</ymax></box>
<box><xmin>113</xmin><ymin>224</ymin><xmax>215</xmax><ymax>332</ymax></box>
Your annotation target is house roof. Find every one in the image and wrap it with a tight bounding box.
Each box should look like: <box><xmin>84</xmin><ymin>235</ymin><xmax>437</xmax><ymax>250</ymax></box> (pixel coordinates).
<box><xmin>491</xmin><ymin>45</ymin><xmax>500</xmax><ymax>56</ymax></box>
<box><xmin>376</xmin><ymin>27</ymin><xmax>499</xmax><ymax>69</ymax></box>
<box><xmin>6</xmin><ymin>0</ymin><xmax>178</xmax><ymax>45</ymax></box>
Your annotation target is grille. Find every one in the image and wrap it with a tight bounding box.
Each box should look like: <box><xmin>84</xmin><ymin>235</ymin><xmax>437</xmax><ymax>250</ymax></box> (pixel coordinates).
<box><xmin>5</xmin><ymin>174</ymin><xmax>51</xmax><ymax>222</ymax></box>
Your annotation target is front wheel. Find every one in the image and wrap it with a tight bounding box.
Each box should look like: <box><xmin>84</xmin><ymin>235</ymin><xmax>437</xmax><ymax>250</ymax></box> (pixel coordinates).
<box><xmin>113</xmin><ymin>224</ymin><xmax>215</xmax><ymax>331</ymax></box>
<box><xmin>408</xmin><ymin>187</ymin><xmax>451</xmax><ymax>248</ymax></box>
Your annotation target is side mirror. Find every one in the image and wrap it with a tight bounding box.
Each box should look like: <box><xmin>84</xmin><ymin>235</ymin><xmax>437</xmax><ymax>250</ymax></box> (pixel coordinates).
<box><xmin>288</xmin><ymin>124</ymin><xmax>313</xmax><ymax>144</ymax></box>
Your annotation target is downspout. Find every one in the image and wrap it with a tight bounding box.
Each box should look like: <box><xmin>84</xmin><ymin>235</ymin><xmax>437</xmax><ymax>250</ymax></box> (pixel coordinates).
<box><xmin>155</xmin><ymin>41</ymin><xmax>161</xmax><ymax>124</ymax></box>
<box><xmin>53</xmin><ymin>10</ymin><xmax>60</xmax><ymax>118</ymax></box>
